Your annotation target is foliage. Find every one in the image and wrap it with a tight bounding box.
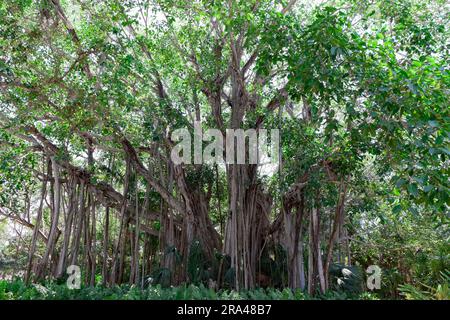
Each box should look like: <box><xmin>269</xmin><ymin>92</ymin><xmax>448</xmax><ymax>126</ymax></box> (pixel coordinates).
<box><xmin>0</xmin><ymin>0</ymin><xmax>448</xmax><ymax>300</ymax></box>
<box><xmin>0</xmin><ymin>279</ymin><xmax>380</xmax><ymax>300</ymax></box>
<box><xmin>398</xmin><ymin>271</ymin><xmax>450</xmax><ymax>300</ymax></box>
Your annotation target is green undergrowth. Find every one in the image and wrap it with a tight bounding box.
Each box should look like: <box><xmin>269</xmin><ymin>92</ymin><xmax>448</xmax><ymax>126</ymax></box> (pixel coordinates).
<box><xmin>0</xmin><ymin>279</ymin><xmax>379</xmax><ymax>300</ymax></box>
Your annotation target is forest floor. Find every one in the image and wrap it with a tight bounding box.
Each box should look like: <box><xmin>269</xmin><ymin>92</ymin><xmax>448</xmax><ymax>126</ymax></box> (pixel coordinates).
<box><xmin>0</xmin><ymin>279</ymin><xmax>380</xmax><ymax>300</ymax></box>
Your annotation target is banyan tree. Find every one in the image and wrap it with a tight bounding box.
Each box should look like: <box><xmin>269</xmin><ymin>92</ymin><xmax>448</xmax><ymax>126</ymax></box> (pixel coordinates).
<box><xmin>0</xmin><ymin>0</ymin><xmax>447</xmax><ymax>294</ymax></box>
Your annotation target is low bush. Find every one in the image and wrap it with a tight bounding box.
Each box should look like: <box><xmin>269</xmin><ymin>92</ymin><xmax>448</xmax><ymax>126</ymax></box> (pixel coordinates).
<box><xmin>0</xmin><ymin>279</ymin><xmax>380</xmax><ymax>300</ymax></box>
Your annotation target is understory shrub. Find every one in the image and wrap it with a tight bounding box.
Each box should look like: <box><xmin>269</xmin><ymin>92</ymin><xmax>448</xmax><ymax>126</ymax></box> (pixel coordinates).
<box><xmin>0</xmin><ymin>279</ymin><xmax>380</xmax><ymax>300</ymax></box>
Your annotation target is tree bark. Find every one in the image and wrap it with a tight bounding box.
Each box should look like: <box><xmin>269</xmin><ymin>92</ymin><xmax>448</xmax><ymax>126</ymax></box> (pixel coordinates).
<box><xmin>38</xmin><ymin>156</ymin><xmax>61</xmax><ymax>278</ymax></box>
<box><xmin>56</xmin><ymin>176</ymin><xmax>77</xmax><ymax>278</ymax></box>
<box><xmin>70</xmin><ymin>180</ymin><xmax>85</xmax><ymax>266</ymax></box>
<box><xmin>110</xmin><ymin>157</ymin><xmax>131</xmax><ymax>285</ymax></box>
<box><xmin>25</xmin><ymin>159</ymin><xmax>48</xmax><ymax>283</ymax></box>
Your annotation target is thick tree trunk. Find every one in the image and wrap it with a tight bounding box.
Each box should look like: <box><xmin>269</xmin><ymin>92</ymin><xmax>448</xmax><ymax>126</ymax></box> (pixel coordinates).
<box><xmin>311</xmin><ymin>207</ymin><xmax>326</xmax><ymax>294</ymax></box>
<box><xmin>283</xmin><ymin>201</ymin><xmax>306</xmax><ymax>290</ymax></box>
<box><xmin>307</xmin><ymin>212</ymin><xmax>315</xmax><ymax>295</ymax></box>
<box><xmin>38</xmin><ymin>156</ymin><xmax>61</xmax><ymax>278</ymax></box>
<box><xmin>224</xmin><ymin>164</ymin><xmax>271</xmax><ymax>290</ymax></box>
<box><xmin>172</xmin><ymin>164</ymin><xmax>221</xmax><ymax>268</ymax></box>
<box><xmin>56</xmin><ymin>176</ymin><xmax>77</xmax><ymax>278</ymax></box>
<box><xmin>129</xmin><ymin>187</ymin><xmax>139</xmax><ymax>285</ymax></box>
<box><xmin>102</xmin><ymin>206</ymin><xmax>110</xmax><ymax>286</ymax></box>
<box><xmin>25</xmin><ymin>160</ymin><xmax>48</xmax><ymax>283</ymax></box>
<box><xmin>83</xmin><ymin>194</ymin><xmax>91</xmax><ymax>285</ymax></box>
<box><xmin>89</xmin><ymin>199</ymin><xmax>97</xmax><ymax>286</ymax></box>
<box><xmin>324</xmin><ymin>180</ymin><xmax>348</xmax><ymax>284</ymax></box>
<box><xmin>111</xmin><ymin>157</ymin><xmax>131</xmax><ymax>285</ymax></box>
<box><xmin>70</xmin><ymin>180</ymin><xmax>85</xmax><ymax>266</ymax></box>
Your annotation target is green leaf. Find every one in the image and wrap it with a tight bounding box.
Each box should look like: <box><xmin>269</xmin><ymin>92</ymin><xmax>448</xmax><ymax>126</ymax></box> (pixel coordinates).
<box><xmin>428</xmin><ymin>120</ymin><xmax>439</xmax><ymax>128</ymax></box>
<box><xmin>392</xmin><ymin>204</ymin><xmax>402</xmax><ymax>214</ymax></box>
<box><xmin>396</xmin><ymin>178</ymin><xmax>407</xmax><ymax>188</ymax></box>
<box><xmin>407</xmin><ymin>183</ymin><xmax>419</xmax><ymax>197</ymax></box>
